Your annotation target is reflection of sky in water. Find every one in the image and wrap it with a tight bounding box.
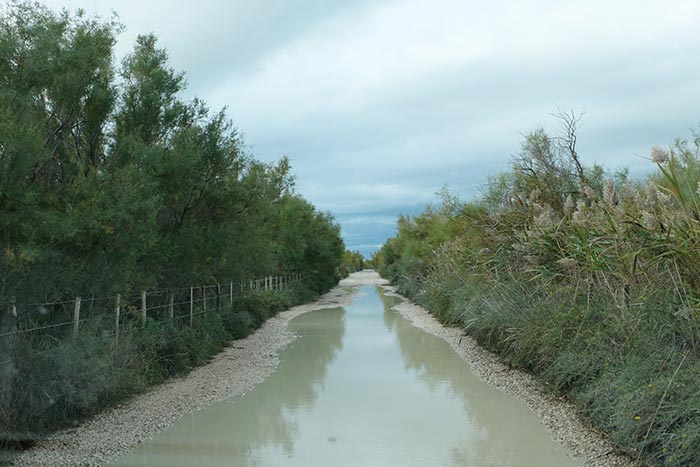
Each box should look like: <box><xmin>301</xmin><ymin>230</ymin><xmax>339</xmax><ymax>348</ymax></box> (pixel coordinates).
<box><xmin>112</xmin><ymin>287</ymin><xmax>580</xmax><ymax>467</ymax></box>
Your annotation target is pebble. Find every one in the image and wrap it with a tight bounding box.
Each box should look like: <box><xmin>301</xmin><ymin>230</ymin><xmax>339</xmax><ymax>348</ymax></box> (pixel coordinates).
<box><xmin>385</xmin><ymin>283</ymin><xmax>637</xmax><ymax>467</ymax></box>
<box><xmin>11</xmin><ymin>279</ymin><xmax>361</xmax><ymax>467</ymax></box>
<box><xmin>12</xmin><ymin>271</ymin><xmax>636</xmax><ymax>467</ymax></box>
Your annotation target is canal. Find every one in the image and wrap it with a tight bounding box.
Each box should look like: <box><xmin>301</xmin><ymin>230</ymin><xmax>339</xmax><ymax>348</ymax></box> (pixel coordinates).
<box><xmin>111</xmin><ymin>286</ymin><xmax>579</xmax><ymax>466</ymax></box>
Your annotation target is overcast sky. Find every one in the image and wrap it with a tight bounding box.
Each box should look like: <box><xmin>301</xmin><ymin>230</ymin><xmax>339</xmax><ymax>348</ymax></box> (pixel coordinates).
<box><xmin>41</xmin><ymin>0</ymin><xmax>700</xmax><ymax>257</ymax></box>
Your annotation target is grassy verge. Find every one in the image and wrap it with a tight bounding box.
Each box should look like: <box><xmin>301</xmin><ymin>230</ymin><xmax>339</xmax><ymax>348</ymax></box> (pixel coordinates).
<box><xmin>374</xmin><ymin>123</ymin><xmax>700</xmax><ymax>466</ymax></box>
<box><xmin>0</xmin><ymin>282</ymin><xmax>319</xmax><ymax>463</ymax></box>
<box><xmin>389</xmin><ymin>268</ymin><xmax>698</xmax><ymax>466</ymax></box>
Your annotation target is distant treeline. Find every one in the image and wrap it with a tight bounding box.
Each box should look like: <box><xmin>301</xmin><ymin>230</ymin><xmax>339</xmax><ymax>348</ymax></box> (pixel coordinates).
<box><xmin>340</xmin><ymin>250</ymin><xmax>364</xmax><ymax>276</ymax></box>
<box><xmin>0</xmin><ymin>2</ymin><xmax>347</xmax><ymax>449</ymax></box>
<box><xmin>375</xmin><ymin>112</ymin><xmax>700</xmax><ymax>466</ymax></box>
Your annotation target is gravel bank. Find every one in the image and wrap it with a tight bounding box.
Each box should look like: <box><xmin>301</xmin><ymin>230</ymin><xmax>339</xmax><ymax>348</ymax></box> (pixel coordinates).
<box><xmin>380</xmin><ymin>282</ymin><xmax>636</xmax><ymax>467</ymax></box>
<box><xmin>13</xmin><ymin>270</ymin><xmax>636</xmax><ymax>466</ymax></box>
<box><xmin>11</xmin><ymin>282</ymin><xmax>360</xmax><ymax>467</ymax></box>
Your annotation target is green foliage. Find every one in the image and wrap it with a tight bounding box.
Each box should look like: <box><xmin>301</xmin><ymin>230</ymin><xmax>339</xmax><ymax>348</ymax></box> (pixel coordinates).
<box><xmin>6</xmin><ymin>286</ymin><xmax>310</xmax><ymax>438</ymax></box>
<box><xmin>339</xmin><ymin>250</ymin><xmax>364</xmax><ymax>277</ymax></box>
<box><xmin>0</xmin><ymin>2</ymin><xmax>345</xmax><ymax>449</ymax></box>
<box><xmin>376</xmin><ymin>121</ymin><xmax>700</xmax><ymax>467</ymax></box>
<box><xmin>0</xmin><ymin>2</ymin><xmax>344</xmax><ymax>303</ymax></box>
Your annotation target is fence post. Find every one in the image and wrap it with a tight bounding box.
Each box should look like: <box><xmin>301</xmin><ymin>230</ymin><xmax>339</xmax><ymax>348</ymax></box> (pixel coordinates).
<box><xmin>190</xmin><ymin>287</ymin><xmax>194</xmax><ymax>326</ymax></box>
<box><xmin>202</xmin><ymin>286</ymin><xmax>207</xmax><ymax>315</ymax></box>
<box><xmin>1</xmin><ymin>297</ymin><xmax>17</xmax><ymax>407</ymax></box>
<box><xmin>229</xmin><ymin>282</ymin><xmax>233</xmax><ymax>306</ymax></box>
<box><xmin>72</xmin><ymin>297</ymin><xmax>82</xmax><ymax>338</ymax></box>
<box><xmin>141</xmin><ymin>291</ymin><xmax>147</xmax><ymax>327</ymax></box>
<box><xmin>115</xmin><ymin>294</ymin><xmax>121</xmax><ymax>346</ymax></box>
<box><xmin>168</xmin><ymin>291</ymin><xmax>174</xmax><ymax>319</ymax></box>
<box><xmin>216</xmin><ymin>284</ymin><xmax>221</xmax><ymax>312</ymax></box>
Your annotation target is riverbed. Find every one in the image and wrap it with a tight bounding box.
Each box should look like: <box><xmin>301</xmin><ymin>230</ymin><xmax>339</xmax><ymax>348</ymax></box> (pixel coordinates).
<box><xmin>110</xmin><ymin>286</ymin><xmax>579</xmax><ymax>467</ymax></box>
<box><xmin>12</xmin><ymin>271</ymin><xmax>632</xmax><ymax>467</ymax></box>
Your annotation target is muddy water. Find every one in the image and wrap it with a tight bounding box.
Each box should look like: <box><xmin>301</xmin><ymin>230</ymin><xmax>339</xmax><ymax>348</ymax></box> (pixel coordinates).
<box><xmin>111</xmin><ymin>287</ymin><xmax>579</xmax><ymax>467</ymax></box>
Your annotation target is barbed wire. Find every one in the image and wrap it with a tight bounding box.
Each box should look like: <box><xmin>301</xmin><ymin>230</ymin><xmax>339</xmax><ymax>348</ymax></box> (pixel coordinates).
<box><xmin>0</xmin><ymin>274</ymin><xmax>303</xmax><ymax>340</ymax></box>
<box><xmin>5</xmin><ymin>274</ymin><xmax>302</xmax><ymax>310</ymax></box>
<box><xmin>0</xmin><ymin>320</ymin><xmax>76</xmax><ymax>338</ymax></box>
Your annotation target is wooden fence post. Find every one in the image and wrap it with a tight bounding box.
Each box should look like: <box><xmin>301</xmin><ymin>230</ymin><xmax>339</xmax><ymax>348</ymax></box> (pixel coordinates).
<box><xmin>1</xmin><ymin>297</ymin><xmax>17</xmax><ymax>406</ymax></box>
<box><xmin>115</xmin><ymin>294</ymin><xmax>121</xmax><ymax>345</ymax></box>
<box><xmin>141</xmin><ymin>291</ymin><xmax>147</xmax><ymax>327</ymax></box>
<box><xmin>72</xmin><ymin>297</ymin><xmax>82</xmax><ymax>338</ymax></box>
<box><xmin>189</xmin><ymin>287</ymin><xmax>194</xmax><ymax>326</ymax></box>
<box><xmin>216</xmin><ymin>284</ymin><xmax>221</xmax><ymax>312</ymax></box>
<box><xmin>168</xmin><ymin>291</ymin><xmax>174</xmax><ymax>319</ymax></box>
<box><xmin>202</xmin><ymin>286</ymin><xmax>207</xmax><ymax>315</ymax></box>
<box><xmin>229</xmin><ymin>282</ymin><xmax>233</xmax><ymax>306</ymax></box>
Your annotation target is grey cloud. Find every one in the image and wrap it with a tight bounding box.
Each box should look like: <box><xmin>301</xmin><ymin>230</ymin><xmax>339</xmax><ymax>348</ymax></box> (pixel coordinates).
<box><xmin>38</xmin><ymin>0</ymin><xmax>700</xmax><ymax>258</ymax></box>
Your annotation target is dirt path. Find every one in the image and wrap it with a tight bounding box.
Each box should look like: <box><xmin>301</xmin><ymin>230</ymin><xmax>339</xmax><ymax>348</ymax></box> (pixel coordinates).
<box><xmin>13</xmin><ymin>270</ymin><xmax>634</xmax><ymax>466</ymax></box>
<box><xmin>11</xmin><ymin>280</ymin><xmax>362</xmax><ymax>467</ymax></box>
<box><xmin>379</xmin><ymin>281</ymin><xmax>635</xmax><ymax>467</ymax></box>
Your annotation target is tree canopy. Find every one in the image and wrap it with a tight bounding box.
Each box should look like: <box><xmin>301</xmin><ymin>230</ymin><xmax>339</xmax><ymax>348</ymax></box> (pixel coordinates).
<box><xmin>0</xmin><ymin>2</ymin><xmax>345</xmax><ymax>305</ymax></box>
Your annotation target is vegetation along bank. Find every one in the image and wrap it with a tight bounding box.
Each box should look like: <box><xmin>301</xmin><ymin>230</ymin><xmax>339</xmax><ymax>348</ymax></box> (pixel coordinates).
<box><xmin>372</xmin><ymin>114</ymin><xmax>700</xmax><ymax>466</ymax></box>
<box><xmin>0</xmin><ymin>3</ymin><xmax>359</xmax><ymax>460</ymax></box>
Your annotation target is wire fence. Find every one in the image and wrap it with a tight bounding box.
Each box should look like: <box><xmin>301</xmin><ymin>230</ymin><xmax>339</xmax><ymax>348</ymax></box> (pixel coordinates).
<box><xmin>0</xmin><ymin>273</ymin><xmax>304</xmax><ymax>353</ymax></box>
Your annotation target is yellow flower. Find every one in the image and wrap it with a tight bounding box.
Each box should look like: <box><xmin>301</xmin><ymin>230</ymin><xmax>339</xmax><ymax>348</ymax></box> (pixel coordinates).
<box><xmin>634</xmin><ymin>416</ymin><xmax>641</xmax><ymax>421</ymax></box>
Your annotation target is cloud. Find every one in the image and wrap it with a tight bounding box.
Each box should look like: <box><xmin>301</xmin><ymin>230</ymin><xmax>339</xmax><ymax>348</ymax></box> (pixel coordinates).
<box><xmin>339</xmin><ymin>216</ymin><xmax>398</xmax><ymax>226</ymax></box>
<box><xmin>36</xmin><ymin>0</ymin><xmax>700</xmax><ymax>257</ymax></box>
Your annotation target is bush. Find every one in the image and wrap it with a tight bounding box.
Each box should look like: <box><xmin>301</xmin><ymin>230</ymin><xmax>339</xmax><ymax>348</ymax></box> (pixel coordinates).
<box><xmin>375</xmin><ymin>121</ymin><xmax>700</xmax><ymax>466</ymax></box>
<box><xmin>0</xmin><ymin>285</ymin><xmax>320</xmax><ymax>453</ymax></box>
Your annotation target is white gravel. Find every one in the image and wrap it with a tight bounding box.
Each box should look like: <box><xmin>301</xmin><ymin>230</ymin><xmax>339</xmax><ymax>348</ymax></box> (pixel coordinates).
<box><xmin>11</xmin><ymin>282</ymin><xmax>360</xmax><ymax>467</ymax></box>
<box><xmin>379</xmin><ymin>280</ymin><xmax>636</xmax><ymax>467</ymax></box>
<box><xmin>12</xmin><ymin>270</ymin><xmax>636</xmax><ymax>467</ymax></box>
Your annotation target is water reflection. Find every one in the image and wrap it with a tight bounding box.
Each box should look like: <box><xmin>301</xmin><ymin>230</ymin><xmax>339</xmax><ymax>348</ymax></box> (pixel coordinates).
<box><xmin>380</xmin><ymin>288</ymin><xmax>577</xmax><ymax>466</ymax></box>
<box><xmin>112</xmin><ymin>308</ymin><xmax>345</xmax><ymax>467</ymax></box>
<box><xmin>112</xmin><ymin>288</ymin><xmax>578</xmax><ymax>467</ymax></box>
